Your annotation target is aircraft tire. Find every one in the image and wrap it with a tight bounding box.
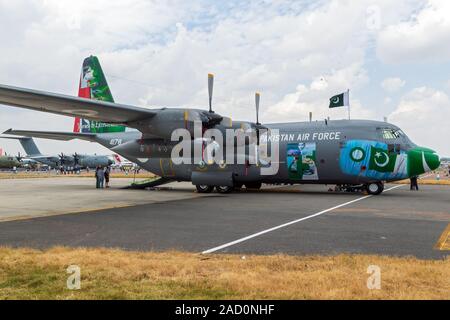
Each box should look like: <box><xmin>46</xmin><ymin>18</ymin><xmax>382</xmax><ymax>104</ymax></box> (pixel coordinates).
<box><xmin>196</xmin><ymin>185</ymin><xmax>214</xmax><ymax>193</ymax></box>
<box><xmin>366</xmin><ymin>182</ymin><xmax>384</xmax><ymax>195</ymax></box>
<box><xmin>216</xmin><ymin>186</ymin><xmax>234</xmax><ymax>194</ymax></box>
<box><xmin>244</xmin><ymin>182</ymin><xmax>262</xmax><ymax>190</ymax></box>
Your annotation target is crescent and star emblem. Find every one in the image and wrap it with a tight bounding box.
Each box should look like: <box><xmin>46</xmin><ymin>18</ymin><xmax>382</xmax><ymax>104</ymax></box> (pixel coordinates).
<box><xmin>332</xmin><ymin>97</ymin><xmax>340</xmax><ymax>104</ymax></box>
<box><xmin>374</xmin><ymin>151</ymin><xmax>389</xmax><ymax>167</ymax></box>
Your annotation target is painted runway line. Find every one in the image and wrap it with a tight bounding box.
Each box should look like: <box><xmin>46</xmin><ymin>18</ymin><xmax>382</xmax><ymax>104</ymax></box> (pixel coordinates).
<box><xmin>434</xmin><ymin>223</ymin><xmax>450</xmax><ymax>251</ymax></box>
<box><xmin>202</xmin><ymin>184</ymin><xmax>404</xmax><ymax>254</ymax></box>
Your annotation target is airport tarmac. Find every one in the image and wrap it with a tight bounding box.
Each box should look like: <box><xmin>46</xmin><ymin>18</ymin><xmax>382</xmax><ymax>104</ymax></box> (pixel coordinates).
<box><xmin>0</xmin><ymin>177</ymin><xmax>448</xmax><ymax>259</ymax></box>
<box><xmin>0</xmin><ymin>177</ymin><xmax>207</xmax><ymax>221</ymax></box>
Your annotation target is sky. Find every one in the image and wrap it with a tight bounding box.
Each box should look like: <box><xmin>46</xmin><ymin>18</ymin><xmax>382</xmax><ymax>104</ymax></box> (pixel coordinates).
<box><xmin>0</xmin><ymin>0</ymin><xmax>449</xmax><ymax>156</ymax></box>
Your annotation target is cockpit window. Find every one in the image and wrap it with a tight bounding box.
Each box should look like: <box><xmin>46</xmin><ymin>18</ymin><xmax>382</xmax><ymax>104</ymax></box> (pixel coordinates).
<box><xmin>381</xmin><ymin>128</ymin><xmax>404</xmax><ymax>140</ymax></box>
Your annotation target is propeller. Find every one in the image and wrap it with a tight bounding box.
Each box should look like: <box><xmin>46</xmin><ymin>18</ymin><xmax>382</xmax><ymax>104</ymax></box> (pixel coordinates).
<box><xmin>16</xmin><ymin>152</ymin><xmax>24</xmax><ymax>162</ymax></box>
<box><xmin>59</xmin><ymin>153</ymin><xmax>66</xmax><ymax>166</ymax></box>
<box><xmin>255</xmin><ymin>92</ymin><xmax>260</xmax><ymax>125</ymax></box>
<box><xmin>255</xmin><ymin>92</ymin><xmax>261</xmax><ymax>146</ymax></box>
<box><xmin>179</xmin><ymin>73</ymin><xmax>224</xmax><ymax>130</ymax></box>
<box><xmin>198</xmin><ymin>73</ymin><xmax>224</xmax><ymax>127</ymax></box>
<box><xmin>253</xmin><ymin>92</ymin><xmax>267</xmax><ymax>146</ymax></box>
<box><xmin>208</xmin><ymin>73</ymin><xmax>214</xmax><ymax>113</ymax></box>
<box><xmin>73</xmin><ymin>152</ymin><xmax>80</xmax><ymax>166</ymax></box>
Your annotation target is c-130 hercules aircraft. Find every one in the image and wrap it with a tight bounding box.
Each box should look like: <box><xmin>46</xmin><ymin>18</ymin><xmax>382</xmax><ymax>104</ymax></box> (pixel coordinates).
<box><xmin>0</xmin><ymin>56</ymin><xmax>440</xmax><ymax>194</ymax></box>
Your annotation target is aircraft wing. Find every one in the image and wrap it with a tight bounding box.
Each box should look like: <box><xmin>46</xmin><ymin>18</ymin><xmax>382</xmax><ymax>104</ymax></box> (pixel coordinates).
<box><xmin>0</xmin><ymin>84</ymin><xmax>158</xmax><ymax>123</ymax></box>
<box><xmin>29</xmin><ymin>155</ymin><xmax>59</xmax><ymax>162</ymax></box>
<box><xmin>3</xmin><ymin>129</ymin><xmax>97</xmax><ymax>142</ymax></box>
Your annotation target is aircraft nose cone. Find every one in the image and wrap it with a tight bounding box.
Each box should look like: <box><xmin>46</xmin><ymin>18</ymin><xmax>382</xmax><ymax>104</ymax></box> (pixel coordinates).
<box><xmin>425</xmin><ymin>151</ymin><xmax>440</xmax><ymax>171</ymax></box>
<box><xmin>408</xmin><ymin>147</ymin><xmax>440</xmax><ymax>176</ymax></box>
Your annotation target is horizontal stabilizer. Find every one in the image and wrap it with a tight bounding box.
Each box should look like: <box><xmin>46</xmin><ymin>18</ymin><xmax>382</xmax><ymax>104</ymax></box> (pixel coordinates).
<box><xmin>3</xmin><ymin>129</ymin><xmax>97</xmax><ymax>142</ymax></box>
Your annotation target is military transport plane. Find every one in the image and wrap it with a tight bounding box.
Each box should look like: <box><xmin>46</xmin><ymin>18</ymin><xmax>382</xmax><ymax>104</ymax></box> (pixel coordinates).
<box><xmin>0</xmin><ymin>135</ymin><xmax>114</xmax><ymax>169</ymax></box>
<box><xmin>0</xmin><ymin>56</ymin><xmax>440</xmax><ymax>194</ymax></box>
<box><xmin>0</xmin><ymin>153</ymin><xmax>21</xmax><ymax>169</ymax></box>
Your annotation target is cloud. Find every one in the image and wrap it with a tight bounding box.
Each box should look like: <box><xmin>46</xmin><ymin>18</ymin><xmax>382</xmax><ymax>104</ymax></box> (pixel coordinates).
<box><xmin>381</xmin><ymin>77</ymin><xmax>405</xmax><ymax>93</ymax></box>
<box><xmin>264</xmin><ymin>64</ymin><xmax>374</xmax><ymax>122</ymax></box>
<box><xmin>0</xmin><ymin>0</ymin><xmax>445</xmax><ymax>158</ymax></box>
<box><xmin>389</xmin><ymin>87</ymin><xmax>450</xmax><ymax>155</ymax></box>
<box><xmin>0</xmin><ymin>1</ymin><xmax>383</xmax><ymax>128</ymax></box>
<box><xmin>377</xmin><ymin>0</ymin><xmax>450</xmax><ymax>63</ymax></box>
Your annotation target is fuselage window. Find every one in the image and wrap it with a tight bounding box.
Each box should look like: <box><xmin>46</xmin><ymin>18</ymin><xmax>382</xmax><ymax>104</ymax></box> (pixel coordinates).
<box><xmin>381</xmin><ymin>129</ymin><xmax>398</xmax><ymax>140</ymax></box>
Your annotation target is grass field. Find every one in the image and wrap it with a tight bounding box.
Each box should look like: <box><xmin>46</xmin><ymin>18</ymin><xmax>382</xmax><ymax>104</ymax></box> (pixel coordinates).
<box><xmin>0</xmin><ymin>247</ymin><xmax>448</xmax><ymax>300</ymax></box>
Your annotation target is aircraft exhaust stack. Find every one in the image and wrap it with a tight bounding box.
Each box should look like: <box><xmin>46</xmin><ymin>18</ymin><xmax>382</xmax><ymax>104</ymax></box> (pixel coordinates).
<box><xmin>208</xmin><ymin>73</ymin><xmax>214</xmax><ymax>113</ymax></box>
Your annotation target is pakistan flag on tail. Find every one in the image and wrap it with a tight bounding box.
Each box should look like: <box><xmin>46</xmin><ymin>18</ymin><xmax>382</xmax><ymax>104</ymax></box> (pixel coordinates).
<box><xmin>73</xmin><ymin>56</ymin><xmax>126</xmax><ymax>134</ymax></box>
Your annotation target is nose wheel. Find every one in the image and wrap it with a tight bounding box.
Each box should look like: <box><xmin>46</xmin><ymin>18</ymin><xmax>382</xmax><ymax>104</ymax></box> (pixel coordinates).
<box><xmin>366</xmin><ymin>182</ymin><xmax>384</xmax><ymax>195</ymax></box>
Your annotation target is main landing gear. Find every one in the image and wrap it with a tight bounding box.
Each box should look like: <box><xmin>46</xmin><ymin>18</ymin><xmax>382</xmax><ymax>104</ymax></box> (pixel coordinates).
<box><xmin>365</xmin><ymin>182</ymin><xmax>384</xmax><ymax>195</ymax></box>
<box><xmin>335</xmin><ymin>182</ymin><xmax>384</xmax><ymax>195</ymax></box>
<box><xmin>195</xmin><ymin>185</ymin><xmax>214</xmax><ymax>193</ymax></box>
<box><xmin>215</xmin><ymin>186</ymin><xmax>234</xmax><ymax>194</ymax></box>
<box><xmin>195</xmin><ymin>182</ymin><xmax>262</xmax><ymax>194</ymax></box>
<box><xmin>195</xmin><ymin>185</ymin><xmax>233</xmax><ymax>194</ymax></box>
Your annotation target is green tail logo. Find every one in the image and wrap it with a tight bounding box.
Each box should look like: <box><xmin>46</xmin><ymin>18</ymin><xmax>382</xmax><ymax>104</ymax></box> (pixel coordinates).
<box><xmin>74</xmin><ymin>55</ymin><xmax>126</xmax><ymax>133</ymax></box>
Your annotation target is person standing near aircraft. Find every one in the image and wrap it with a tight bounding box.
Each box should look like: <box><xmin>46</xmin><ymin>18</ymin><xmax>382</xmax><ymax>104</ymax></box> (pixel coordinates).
<box><xmin>410</xmin><ymin>176</ymin><xmax>419</xmax><ymax>191</ymax></box>
<box><xmin>95</xmin><ymin>166</ymin><xmax>99</xmax><ymax>188</ymax></box>
<box><xmin>95</xmin><ymin>166</ymin><xmax>105</xmax><ymax>189</ymax></box>
<box><xmin>104</xmin><ymin>166</ymin><xmax>110</xmax><ymax>188</ymax></box>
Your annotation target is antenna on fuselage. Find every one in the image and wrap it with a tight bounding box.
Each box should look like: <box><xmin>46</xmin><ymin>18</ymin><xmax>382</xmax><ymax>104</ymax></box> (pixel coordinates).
<box><xmin>208</xmin><ymin>73</ymin><xmax>214</xmax><ymax>113</ymax></box>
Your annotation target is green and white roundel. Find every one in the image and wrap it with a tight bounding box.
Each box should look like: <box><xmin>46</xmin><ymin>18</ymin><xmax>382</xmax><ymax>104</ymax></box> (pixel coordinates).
<box><xmin>350</xmin><ymin>147</ymin><xmax>366</xmax><ymax>162</ymax></box>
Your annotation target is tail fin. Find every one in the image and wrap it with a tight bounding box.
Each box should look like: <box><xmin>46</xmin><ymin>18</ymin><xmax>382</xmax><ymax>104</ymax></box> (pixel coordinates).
<box><xmin>73</xmin><ymin>56</ymin><xmax>126</xmax><ymax>133</ymax></box>
<box><xmin>20</xmin><ymin>137</ymin><xmax>41</xmax><ymax>156</ymax></box>
<box><xmin>3</xmin><ymin>136</ymin><xmax>42</xmax><ymax>156</ymax></box>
